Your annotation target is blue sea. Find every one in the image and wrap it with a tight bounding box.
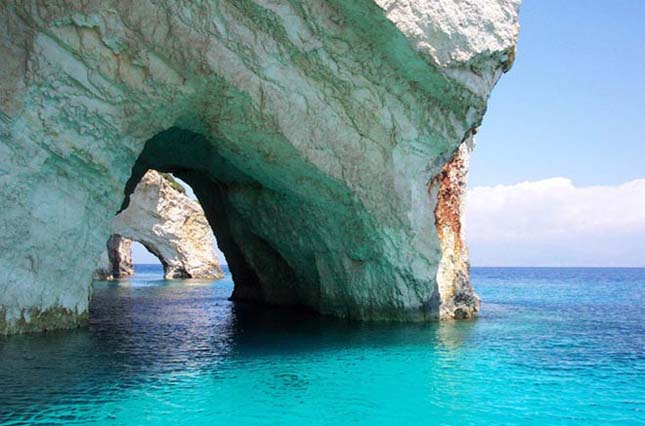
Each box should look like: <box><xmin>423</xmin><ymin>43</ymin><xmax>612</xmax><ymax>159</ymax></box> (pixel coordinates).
<box><xmin>1</xmin><ymin>266</ymin><xmax>643</xmax><ymax>425</ymax></box>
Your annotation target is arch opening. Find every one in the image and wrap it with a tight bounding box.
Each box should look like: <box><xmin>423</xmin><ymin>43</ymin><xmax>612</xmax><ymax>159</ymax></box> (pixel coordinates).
<box><xmin>96</xmin><ymin>168</ymin><xmax>224</xmax><ymax>281</ymax></box>
<box><xmin>131</xmin><ymin>240</ymin><xmax>163</xmax><ymax>268</ymax></box>
<box><xmin>0</xmin><ymin>0</ymin><xmax>518</xmax><ymax>335</ymax></box>
<box><xmin>109</xmin><ymin>123</ymin><xmax>471</xmax><ymax>321</ymax></box>
<box><xmin>121</xmin><ymin>127</ymin><xmax>312</xmax><ymax>310</ymax></box>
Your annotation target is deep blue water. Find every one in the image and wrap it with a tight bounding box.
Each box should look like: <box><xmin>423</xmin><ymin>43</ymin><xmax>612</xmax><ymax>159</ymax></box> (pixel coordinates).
<box><xmin>1</xmin><ymin>266</ymin><xmax>643</xmax><ymax>425</ymax></box>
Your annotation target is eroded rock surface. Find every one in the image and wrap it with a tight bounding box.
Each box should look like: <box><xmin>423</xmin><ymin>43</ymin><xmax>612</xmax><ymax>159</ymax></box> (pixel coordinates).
<box><xmin>96</xmin><ymin>170</ymin><xmax>223</xmax><ymax>280</ymax></box>
<box><xmin>94</xmin><ymin>234</ymin><xmax>135</xmax><ymax>280</ymax></box>
<box><xmin>0</xmin><ymin>0</ymin><xmax>519</xmax><ymax>334</ymax></box>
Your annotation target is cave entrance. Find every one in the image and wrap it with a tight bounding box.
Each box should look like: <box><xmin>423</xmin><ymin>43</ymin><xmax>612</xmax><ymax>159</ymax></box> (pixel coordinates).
<box><xmin>117</xmin><ymin>127</ymin><xmax>308</xmax><ymax>309</ymax></box>
<box><xmin>96</xmin><ymin>167</ymin><xmax>224</xmax><ymax>281</ymax></box>
<box><xmin>99</xmin><ymin>122</ymin><xmax>448</xmax><ymax>321</ymax></box>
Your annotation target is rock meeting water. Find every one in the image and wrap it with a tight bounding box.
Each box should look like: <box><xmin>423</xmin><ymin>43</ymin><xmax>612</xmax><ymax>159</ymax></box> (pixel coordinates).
<box><xmin>1</xmin><ymin>266</ymin><xmax>643</xmax><ymax>425</ymax></box>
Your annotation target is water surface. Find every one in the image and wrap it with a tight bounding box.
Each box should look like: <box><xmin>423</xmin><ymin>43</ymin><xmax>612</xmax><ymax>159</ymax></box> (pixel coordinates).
<box><xmin>1</xmin><ymin>266</ymin><xmax>643</xmax><ymax>425</ymax></box>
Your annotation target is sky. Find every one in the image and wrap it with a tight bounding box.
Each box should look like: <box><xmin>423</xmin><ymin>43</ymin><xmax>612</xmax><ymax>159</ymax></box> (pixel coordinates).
<box><xmin>465</xmin><ymin>0</ymin><xmax>645</xmax><ymax>266</ymax></box>
<box><xmin>470</xmin><ymin>0</ymin><xmax>645</xmax><ymax>187</ymax></box>
<box><xmin>133</xmin><ymin>0</ymin><xmax>645</xmax><ymax>267</ymax></box>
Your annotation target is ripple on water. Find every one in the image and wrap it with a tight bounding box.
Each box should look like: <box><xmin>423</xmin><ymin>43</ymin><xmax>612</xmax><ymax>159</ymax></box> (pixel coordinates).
<box><xmin>0</xmin><ymin>266</ymin><xmax>643</xmax><ymax>425</ymax></box>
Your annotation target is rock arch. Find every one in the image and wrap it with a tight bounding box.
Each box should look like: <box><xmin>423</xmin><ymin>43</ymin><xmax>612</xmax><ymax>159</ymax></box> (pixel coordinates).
<box><xmin>0</xmin><ymin>1</ymin><xmax>520</xmax><ymax>334</ymax></box>
<box><xmin>95</xmin><ymin>170</ymin><xmax>223</xmax><ymax>280</ymax></box>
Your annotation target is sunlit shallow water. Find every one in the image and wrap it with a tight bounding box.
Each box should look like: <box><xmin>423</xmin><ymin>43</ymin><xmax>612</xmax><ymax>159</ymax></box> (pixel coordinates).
<box><xmin>1</xmin><ymin>266</ymin><xmax>643</xmax><ymax>425</ymax></box>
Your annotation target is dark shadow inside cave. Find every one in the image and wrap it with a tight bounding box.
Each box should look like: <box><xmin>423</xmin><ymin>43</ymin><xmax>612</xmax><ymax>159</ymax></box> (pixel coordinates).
<box><xmin>119</xmin><ymin>127</ymin><xmax>303</xmax><ymax>306</ymax></box>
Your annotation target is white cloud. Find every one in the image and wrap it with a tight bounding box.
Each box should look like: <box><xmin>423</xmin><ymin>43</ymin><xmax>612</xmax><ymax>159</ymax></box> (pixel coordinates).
<box><xmin>465</xmin><ymin>178</ymin><xmax>645</xmax><ymax>266</ymax></box>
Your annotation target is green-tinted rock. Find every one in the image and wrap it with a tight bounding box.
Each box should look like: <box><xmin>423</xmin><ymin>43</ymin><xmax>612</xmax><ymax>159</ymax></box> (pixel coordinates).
<box><xmin>0</xmin><ymin>0</ymin><xmax>519</xmax><ymax>334</ymax></box>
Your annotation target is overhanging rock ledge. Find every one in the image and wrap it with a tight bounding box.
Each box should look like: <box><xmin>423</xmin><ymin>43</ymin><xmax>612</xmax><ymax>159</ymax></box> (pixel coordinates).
<box><xmin>0</xmin><ymin>0</ymin><xmax>520</xmax><ymax>334</ymax></box>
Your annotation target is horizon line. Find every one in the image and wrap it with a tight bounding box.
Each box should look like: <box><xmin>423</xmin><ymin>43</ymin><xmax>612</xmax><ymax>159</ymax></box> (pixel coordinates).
<box><xmin>131</xmin><ymin>263</ymin><xmax>645</xmax><ymax>269</ymax></box>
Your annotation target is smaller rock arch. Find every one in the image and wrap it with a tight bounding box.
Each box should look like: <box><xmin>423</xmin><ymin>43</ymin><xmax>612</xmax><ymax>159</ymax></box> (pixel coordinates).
<box><xmin>95</xmin><ymin>171</ymin><xmax>223</xmax><ymax>280</ymax></box>
<box><xmin>94</xmin><ymin>234</ymin><xmax>134</xmax><ymax>280</ymax></box>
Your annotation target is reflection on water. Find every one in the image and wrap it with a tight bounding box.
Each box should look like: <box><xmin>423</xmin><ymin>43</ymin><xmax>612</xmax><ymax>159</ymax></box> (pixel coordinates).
<box><xmin>0</xmin><ymin>266</ymin><xmax>643</xmax><ymax>425</ymax></box>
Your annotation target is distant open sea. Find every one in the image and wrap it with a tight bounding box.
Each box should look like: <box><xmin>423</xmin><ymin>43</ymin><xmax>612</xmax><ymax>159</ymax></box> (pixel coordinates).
<box><xmin>1</xmin><ymin>266</ymin><xmax>643</xmax><ymax>425</ymax></box>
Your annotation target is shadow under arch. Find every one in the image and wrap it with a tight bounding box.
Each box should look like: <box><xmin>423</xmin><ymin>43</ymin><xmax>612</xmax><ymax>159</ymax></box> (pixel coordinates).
<box><xmin>120</xmin><ymin>127</ymin><xmax>311</xmax><ymax>310</ymax></box>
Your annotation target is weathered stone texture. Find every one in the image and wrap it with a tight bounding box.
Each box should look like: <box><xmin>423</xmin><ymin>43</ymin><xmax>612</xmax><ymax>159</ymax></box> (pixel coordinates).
<box><xmin>94</xmin><ymin>234</ymin><xmax>134</xmax><ymax>280</ymax></box>
<box><xmin>96</xmin><ymin>170</ymin><xmax>223</xmax><ymax>280</ymax></box>
<box><xmin>0</xmin><ymin>0</ymin><xmax>519</xmax><ymax>334</ymax></box>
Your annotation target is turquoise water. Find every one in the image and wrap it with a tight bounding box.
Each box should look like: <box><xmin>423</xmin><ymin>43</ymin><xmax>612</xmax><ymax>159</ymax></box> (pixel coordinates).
<box><xmin>1</xmin><ymin>266</ymin><xmax>643</xmax><ymax>425</ymax></box>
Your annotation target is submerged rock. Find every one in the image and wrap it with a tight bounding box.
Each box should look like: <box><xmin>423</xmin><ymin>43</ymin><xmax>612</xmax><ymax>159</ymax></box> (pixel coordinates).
<box><xmin>0</xmin><ymin>0</ymin><xmax>519</xmax><ymax>334</ymax></box>
<box><xmin>95</xmin><ymin>170</ymin><xmax>223</xmax><ymax>280</ymax></box>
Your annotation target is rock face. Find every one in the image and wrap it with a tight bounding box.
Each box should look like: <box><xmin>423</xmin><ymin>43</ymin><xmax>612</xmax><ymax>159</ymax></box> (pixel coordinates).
<box><xmin>94</xmin><ymin>234</ymin><xmax>135</xmax><ymax>280</ymax></box>
<box><xmin>95</xmin><ymin>170</ymin><xmax>224</xmax><ymax>280</ymax></box>
<box><xmin>0</xmin><ymin>0</ymin><xmax>519</xmax><ymax>334</ymax></box>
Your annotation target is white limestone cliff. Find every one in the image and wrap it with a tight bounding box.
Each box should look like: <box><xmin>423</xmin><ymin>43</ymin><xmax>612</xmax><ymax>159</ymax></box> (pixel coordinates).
<box><xmin>0</xmin><ymin>0</ymin><xmax>520</xmax><ymax>334</ymax></box>
<box><xmin>95</xmin><ymin>170</ymin><xmax>223</xmax><ymax>280</ymax></box>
